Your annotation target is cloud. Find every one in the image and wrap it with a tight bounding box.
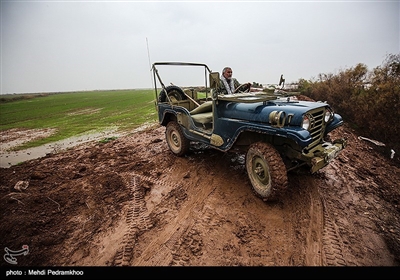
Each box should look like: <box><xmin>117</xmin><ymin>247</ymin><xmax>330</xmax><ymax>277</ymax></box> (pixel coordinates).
<box><xmin>1</xmin><ymin>1</ymin><xmax>398</xmax><ymax>94</ymax></box>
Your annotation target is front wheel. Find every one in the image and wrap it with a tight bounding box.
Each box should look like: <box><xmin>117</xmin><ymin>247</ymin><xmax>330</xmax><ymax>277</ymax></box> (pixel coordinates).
<box><xmin>246</xmin><ymin>142</ymin><xmax>288</xmax><ymax>202</ymax></box>
<box><xmin>165</xmin><ymin>121</ymin><xmax>190</xmax><ymax>156</ymax></box>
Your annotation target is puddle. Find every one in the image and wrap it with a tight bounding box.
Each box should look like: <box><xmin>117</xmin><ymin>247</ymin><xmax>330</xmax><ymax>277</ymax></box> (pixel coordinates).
<box><xmin>0</xmin><ymin>128</ymin><xmax>58</xmax><ymax>151</ymax></box>
<box><xmin>0</xmin><ymin>129</ymin><xmax>124</xmax><ymax>168</ymax></box>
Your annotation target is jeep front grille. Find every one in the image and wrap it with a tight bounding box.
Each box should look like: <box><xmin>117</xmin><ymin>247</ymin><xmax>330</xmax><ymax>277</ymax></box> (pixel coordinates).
<box><xmin>307</xmin><ymin>108</ymin><xmax>325</xmax><ymax>148</ymax></box>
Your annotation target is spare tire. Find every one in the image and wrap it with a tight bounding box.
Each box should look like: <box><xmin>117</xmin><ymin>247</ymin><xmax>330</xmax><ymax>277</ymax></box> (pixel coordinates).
<box><xmin>158</xmin><ymin>85</ymin><xmax>187</xmax><ymax>103</ymax></box>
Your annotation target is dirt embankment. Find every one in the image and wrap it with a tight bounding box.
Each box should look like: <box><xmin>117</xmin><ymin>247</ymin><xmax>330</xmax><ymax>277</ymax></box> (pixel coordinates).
<box><xmin>0</xmin><ymin>123</ymin><xmax>399</xmax><ymax>269</ymax></box>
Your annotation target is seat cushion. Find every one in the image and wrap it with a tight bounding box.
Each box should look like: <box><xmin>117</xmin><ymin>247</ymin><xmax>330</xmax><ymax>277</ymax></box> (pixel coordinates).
<box><xmin>191</xmin><ymin>112</ymin><xmax>213</xmax><ymax>124</ymax></box>
<box><xmin>190</xmin><ymin>101</ymin><xmax>212</xmax><ymax>115</ymax></box>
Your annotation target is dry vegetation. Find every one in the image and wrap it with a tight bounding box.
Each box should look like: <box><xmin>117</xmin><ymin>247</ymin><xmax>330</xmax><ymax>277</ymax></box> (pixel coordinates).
<box><xmin>298</xmin><ymin>53</ymin><xmax>400</xmax><ymax>165</ymax></box>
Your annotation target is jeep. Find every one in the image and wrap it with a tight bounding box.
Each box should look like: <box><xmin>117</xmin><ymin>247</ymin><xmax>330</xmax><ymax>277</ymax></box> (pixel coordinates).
<box><xmin>152</xmin><ymin>62</ymin><xmax>346</xmax><ymax>201</ymax></box>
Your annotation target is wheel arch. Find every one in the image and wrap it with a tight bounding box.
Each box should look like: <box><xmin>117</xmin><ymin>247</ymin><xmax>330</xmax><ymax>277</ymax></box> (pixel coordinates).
<box><xmin>232</xmin><ymin>129</ymin><xmax>299</xmax><ymax>152</ymax></box>
<box><xmin>160</xmin><ymin>111</ymin><xmax>177</xmax><ymax>126</ymax></box>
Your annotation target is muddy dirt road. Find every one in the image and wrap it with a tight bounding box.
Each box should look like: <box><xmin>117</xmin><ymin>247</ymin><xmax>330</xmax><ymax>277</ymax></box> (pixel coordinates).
<box><xmin>0</xmin><ymin>123</ymin><xmax>399</xmax><ymax>273</ymax></box>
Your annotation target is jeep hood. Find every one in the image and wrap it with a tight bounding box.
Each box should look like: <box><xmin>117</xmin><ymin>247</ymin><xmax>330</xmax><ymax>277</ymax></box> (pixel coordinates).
<box><xmin>217</xmin><ymin>99</ymin><xmax>331</xmax><ymax>126</ymax></box>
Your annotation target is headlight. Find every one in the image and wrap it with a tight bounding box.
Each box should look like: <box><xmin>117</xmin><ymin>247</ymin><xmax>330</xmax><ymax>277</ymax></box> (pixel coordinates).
<box><xmin>324</xmin><ymin>108</ymin><xmax>333</xmax><ymax>123</ymax></box>
<box><xmin>302</xmin><ymin>115</ymin><xmax>310</xmax><ymax>130</ymax></box>
<box><xmin>269</xmin><ymin>110</ymin><xmax>286</xmax><ymax>128</ymax></box>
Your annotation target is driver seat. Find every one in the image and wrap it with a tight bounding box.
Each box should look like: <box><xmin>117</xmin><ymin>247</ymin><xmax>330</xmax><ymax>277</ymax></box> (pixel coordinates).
<box><xmin>190</xmin><ymin>101</ymin><xmax>213</xmax><ymax>126</ymax></box>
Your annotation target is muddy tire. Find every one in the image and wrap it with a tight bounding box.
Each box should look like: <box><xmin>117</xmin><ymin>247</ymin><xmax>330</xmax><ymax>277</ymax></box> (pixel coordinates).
<box><xmin>246</xmin><ymin>142</ymin><xmax>288</xmax><ymax>202</ymax></box>
<box><xmin>159</xmin><ymin>85</ymin><xmax>187</xmax><ymax>103</ymax></box>
<box><xmin>165</xmin><ymin>121</ymin><xmax>190</xmax><ymax>157</ymax></box>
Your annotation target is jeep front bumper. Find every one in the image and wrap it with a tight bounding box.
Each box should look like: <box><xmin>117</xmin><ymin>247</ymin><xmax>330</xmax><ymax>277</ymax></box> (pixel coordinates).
<box><xmin>308</xmin><ymin>139</ymin><xmax>346</xmax><ymax>173</ymax></box>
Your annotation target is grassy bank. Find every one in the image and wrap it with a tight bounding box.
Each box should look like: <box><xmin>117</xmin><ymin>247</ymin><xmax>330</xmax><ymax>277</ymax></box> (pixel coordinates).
<box><xmin>0</xmin><ymin>89</ymin><xmax>157</xmax><ymax>149</ymax></box>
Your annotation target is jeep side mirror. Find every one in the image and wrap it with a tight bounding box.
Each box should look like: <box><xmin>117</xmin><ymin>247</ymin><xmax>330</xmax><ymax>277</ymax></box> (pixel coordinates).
<box><xmin>209</xmin><ymin>72</ymin><xmax>220</xmax><ymax>89</ymax></box>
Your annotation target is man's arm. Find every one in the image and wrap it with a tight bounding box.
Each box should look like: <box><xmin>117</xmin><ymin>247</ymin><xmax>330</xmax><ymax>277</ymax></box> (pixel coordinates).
<box><xmin>215</xmin><ymin>80</ymin><xmax>227</xmax><ymax>95</ymax></box>
<box><xmin>233</xmin><ymin>78</ymin><xmax>241</xmax><ymax>89</ymax></box>
<box><xmin>233</xmin><ymin>78</ymin><xmax>251</xmax><ymax>93</ymax></box>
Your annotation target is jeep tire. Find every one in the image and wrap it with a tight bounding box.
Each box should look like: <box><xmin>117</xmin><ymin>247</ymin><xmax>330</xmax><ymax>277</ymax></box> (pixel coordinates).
<box><xmin>159</xmin><ymin>85</ymin><xmax>187</xmax><ymax>103</ymax></box>
<box><xmin>246</xmin><ymin>142</ymin><xmax>288</xmax><ymax>201</ymax></box>
<box><xmin>166</xmin><ymin>121</ymin><xmax>190</xmax><ymax>156</ymax></box>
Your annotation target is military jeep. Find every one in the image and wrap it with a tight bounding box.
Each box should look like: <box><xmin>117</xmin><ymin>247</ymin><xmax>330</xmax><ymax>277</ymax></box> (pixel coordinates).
<box><xmin>152</xmin><ymin>62</ymin><xmax>346</xmax><ymax>201</ymax></box>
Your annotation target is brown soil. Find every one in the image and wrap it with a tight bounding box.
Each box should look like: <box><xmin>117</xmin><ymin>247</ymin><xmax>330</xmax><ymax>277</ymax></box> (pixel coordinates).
<box><xmin>1</xmin><ymin>122</ymin><xmax>399</xmax><ymax>271</ymax></box>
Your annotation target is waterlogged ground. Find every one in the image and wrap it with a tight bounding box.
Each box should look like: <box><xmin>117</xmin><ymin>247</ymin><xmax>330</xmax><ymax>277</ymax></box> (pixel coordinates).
<box><xmin>0</xmin><ymin>128</ymin><xmax>123</xmax><ymax>168</ymax></box>
<box><xmin>0</xmin><ymin>123</ymin><xmax>399</xmax><ymax>272</ymax></box>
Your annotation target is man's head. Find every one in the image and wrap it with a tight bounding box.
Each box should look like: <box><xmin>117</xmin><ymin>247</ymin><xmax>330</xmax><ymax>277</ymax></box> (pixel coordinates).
<box><xmin>222</xmin><ymin>67</ymin><xmax>233</xmax><ymax>79</ymax></box>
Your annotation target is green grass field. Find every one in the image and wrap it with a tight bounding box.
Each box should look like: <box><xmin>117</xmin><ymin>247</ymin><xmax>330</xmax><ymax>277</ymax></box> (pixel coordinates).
<box><xmin>0</xmin><ymin>89</ymin><xmax>157</xmax><ymax>149</ymax></box>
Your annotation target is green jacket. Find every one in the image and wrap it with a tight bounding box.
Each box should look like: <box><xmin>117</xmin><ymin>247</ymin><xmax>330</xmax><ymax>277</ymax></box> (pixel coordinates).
<box><xmin>215</xmin><ymin>77</ymin><xmax>240</xmax><ymax>95</ymax></box>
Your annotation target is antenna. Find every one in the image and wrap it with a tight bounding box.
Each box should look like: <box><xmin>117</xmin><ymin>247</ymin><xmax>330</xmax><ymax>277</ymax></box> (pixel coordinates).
<box><xmin>146</xmin><ymin>37</ymin><xmax>154</xmax><ymax>88</ymax></box>
<box><xmin>146</xmin><ymin>37</ymin><xmax>152</xmax><ymax>70</ymax></box>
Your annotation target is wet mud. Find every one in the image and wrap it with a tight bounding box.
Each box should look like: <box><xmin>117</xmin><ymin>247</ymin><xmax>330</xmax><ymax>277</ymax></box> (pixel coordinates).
<box><xmin>0</xmin><ymin>123</ymin><xmax>399</xmax><ymax>269</ymax></box>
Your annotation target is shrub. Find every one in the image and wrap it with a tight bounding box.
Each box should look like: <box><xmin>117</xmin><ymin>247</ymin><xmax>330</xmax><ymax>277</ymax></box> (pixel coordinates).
<box><xmin>298</xmin><ymin>53</ymin><xmax>400</xmax><ymax>161</ymax></box>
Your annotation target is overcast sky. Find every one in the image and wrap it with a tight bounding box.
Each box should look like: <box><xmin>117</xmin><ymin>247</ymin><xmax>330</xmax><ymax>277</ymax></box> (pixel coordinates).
<box><xmin>1</xmin><ymin>0</ymin><xmax>399</xmax><ymax>94</ymax></box>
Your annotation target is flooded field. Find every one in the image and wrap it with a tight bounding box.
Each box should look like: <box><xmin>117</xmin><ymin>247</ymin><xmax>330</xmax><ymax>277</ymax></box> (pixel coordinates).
<box><xmin>0</xmin><ymin>128</ymin><xmax>122</xmax><ymax>168</ymax></box>
<box><xmin>0</xmin><ymin>124</ymin><xmax>156</xmax><ymax>168</ymax></box>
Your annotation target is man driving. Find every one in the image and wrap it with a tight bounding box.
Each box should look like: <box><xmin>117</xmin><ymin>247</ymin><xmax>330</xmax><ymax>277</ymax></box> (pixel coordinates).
<box><xmin>215</xmin><ymin>67</ymin><xmax>251</xmax><ymax>95</ymax></box>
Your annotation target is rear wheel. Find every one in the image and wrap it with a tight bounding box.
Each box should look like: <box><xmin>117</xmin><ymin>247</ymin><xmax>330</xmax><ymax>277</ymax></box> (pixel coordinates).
<box><xmin>246</xmin><ymin>142</ymin><xmax>288</xmax><ymax>202</ymax></box>
<box><xmin>165</xmin><ymin>121</ymin><xmax>190</xmax><ymax>156</ymax></box>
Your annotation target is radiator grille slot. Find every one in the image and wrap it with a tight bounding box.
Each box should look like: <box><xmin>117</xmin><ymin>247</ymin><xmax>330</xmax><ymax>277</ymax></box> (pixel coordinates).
<box><xmin>307</xmin><ymin>108</ymin><xmax>325</xmax><ymax>148</ymax></box>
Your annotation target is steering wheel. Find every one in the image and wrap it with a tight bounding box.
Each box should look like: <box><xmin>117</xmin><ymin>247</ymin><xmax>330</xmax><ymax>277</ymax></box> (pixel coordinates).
<box><xmin>234</xmin><ymin>83</ymin><xmax>251</xmax><ymax>93</ymax></box>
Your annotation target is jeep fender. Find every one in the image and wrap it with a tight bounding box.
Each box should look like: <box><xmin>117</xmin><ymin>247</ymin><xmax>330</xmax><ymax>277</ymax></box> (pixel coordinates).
<box><xmin>217</xmin><ymin>124</ymin><xmax>314</xmax><ymax>152</ymax></box>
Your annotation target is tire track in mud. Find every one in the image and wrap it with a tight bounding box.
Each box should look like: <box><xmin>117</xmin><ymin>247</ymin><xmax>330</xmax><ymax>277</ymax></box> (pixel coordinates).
<box><xmin>303</xmin><ymin>187</ymin><xmax>324</xmax><ymax>266</ymax></box>
<box><xmin>169</xmin><ymin>206</ymin><xmax>214</xmax><ymax>266</ymax></box>
<box><xmin>300</xmin><ymin>169</ymin><xmax>350</xmax><ymax>266</ymax></box>
<box><xmin>113</xmin><ymin>173</ymin><xmax>156</xmax><ymax>266</ymax></box>
<box><xmin>110</xmin><ymin>153</ymin><xmax>205</xmax><ymax>266</ymax></box>
<box><xmin>318</xmin><ymin>161</ymin><xmax>357</xmax><ymax>266</ymax></box>
<box><xmin>133</xmin><ymin>163</ymin><xmax>192</xmax><ymax>266</ymax></box>
<box><xmin>319</xmin><ymin>194</ymin><xmax>348</xmax><ymax>266</ymax></box>
<box><xmin>131</xmin><ymin>165</ymin><xmax>218</xmax><ymax>266</ymax></box>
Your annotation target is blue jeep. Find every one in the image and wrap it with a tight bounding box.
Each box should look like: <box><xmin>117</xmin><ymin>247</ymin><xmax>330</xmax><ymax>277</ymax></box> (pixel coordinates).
<box><xmin>152</xmin><ymin>62</ymin><xmax>346</xmax><ymax>201</ymax></box>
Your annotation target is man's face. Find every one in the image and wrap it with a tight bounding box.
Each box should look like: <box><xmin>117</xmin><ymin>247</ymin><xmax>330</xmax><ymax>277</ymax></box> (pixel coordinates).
<box><xmin>223</xmin><ymin>69</ymin><xmax>232</xmax><ymax>79</ymax></box>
